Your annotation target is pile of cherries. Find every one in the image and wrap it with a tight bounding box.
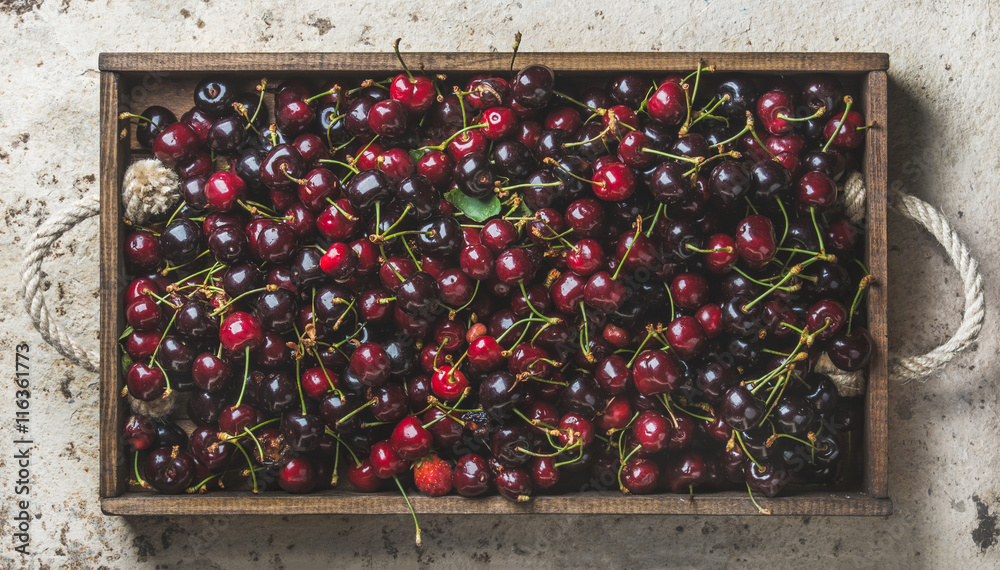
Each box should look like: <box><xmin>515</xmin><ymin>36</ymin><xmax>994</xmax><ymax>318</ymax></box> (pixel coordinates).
<box><xmin>120</xmin><ymin>42</ymin><xmax>874</xmax><ymax>519</ymax></box>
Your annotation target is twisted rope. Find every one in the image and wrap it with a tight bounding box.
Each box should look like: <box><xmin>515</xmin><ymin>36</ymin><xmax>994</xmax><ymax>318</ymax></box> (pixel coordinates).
<box><xmin>820</xmin><ymin>171</ymin><xmax>985</xmax><ymax>394</ymax></box>
<box><xmin>20</xmin><ymin>194</ymin><xmax>101</xmax><ymax>372</ymax></box>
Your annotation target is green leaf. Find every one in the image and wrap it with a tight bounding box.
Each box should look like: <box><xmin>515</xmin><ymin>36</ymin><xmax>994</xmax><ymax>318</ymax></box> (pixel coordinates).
<box><xmin>118</xmin><ymin>325</ymin><xmax>134</xmax><ymax>340</ymax></box>
<box><xmin>444</xmin><ymin>188</ymin><xmax>501</xmax><ymax>223</ymax></box>
<box><xmin>121</xmin><ymin>352</ymin><xmax>134</xmax><ymax>375</ymax></box>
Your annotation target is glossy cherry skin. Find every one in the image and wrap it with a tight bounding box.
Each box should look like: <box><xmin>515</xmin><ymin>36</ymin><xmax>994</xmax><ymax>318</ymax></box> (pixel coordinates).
<box><xmin>513</xmin><ymin>64</ymin><xmax>555</xmax><ymax>109</ymax></box>
<box><xmin>430</xmin><ymin>366</ymin><xmax>469</xmax><ymax>402</ymax></box>
<box><xmin>126</xmin><ymin>362</ymin><xmax>166</xmax><ymax>401</ymax></box>
<box><xmin>647</xmin><ymin>80</ymin><xmax>686</xmax><ymax>125</ymax></box>
<box><xmin>584</xmin><ymin>271</ymin><xmax>626</xmax><ymax>312</ymax></box>
<box><xmin>278</xmin><ymin>456</ymin><xmax>318</xmax><ymax>493</ymax></box>
<box><xmin>592</xmin><ymin>162</ymin><xmax>635</xmax><ymax>201</ymax></box>
<box><xmin>720</xmin><ymin>386</ymin><xmax>765</xmax><ymax>431</ymax></box>
<box><xmin>453</xmin><ymin>454</ymin><xmax>491</xmax><ymax>497</ymax></box>
<box><xmin>123</xmin><ymin>414</ymin><xmax>156</xmax><ymax>450</ymax></box>
<box><xmin>219</xmin><ymin>311</ymin><xmax>265</xmax><ymax>352</ymax></box>
<box><xmin>495</xmin><ymin>467</ymin><xmax>533</xmax><ymax>502</ymax></box>
<box><xmin>745</xmin><ymin>460</ymin><xmax>790</xmax><ymax>498</ymax></box>
<box><xmin>389</xmin><ymin>416</ymin><xmax>434</xmax><ymax>461</ymax></box>
<box><xmin>391</xmin><ymin>72</ymin><xmax>435</xmax><ymax>114</ymax></box>
<box><xmin>795</xmin><ymin>170</ymin><xmax>839</xmax><ymax>212</ymax></box>
<box><xmin>621</xmin><ymin>458</ymin><xmax>659</xmax><ymax>494</ymax></box>
<box><xmin>735</xmin><ymin>214</ymin><xmax>777</xmax><ymax>267</ymax></box>
<box><xmin>631</xmin><ymin>350</ymin><xmax>682</xmax><ymax>395</ymax></box>
<box><xmin>823</xmin><ymin>109</ymin><xmax>866</xmax><ymax>149</ymax></box>
<box><xmin>827</xmin><ymin>327</ymin><xmax>873</xmax><ymax>371</ymax></box>
<box><xmin>806</xmin><ymin>299</ymin><xmax>847</xmax><ymax>340</ymax></box>
<box><xmin>346</xmin><ymin>458</ymin><xmax>383</xmax><ymax>492</ymax></box>
<box><xmin>368</xmin><ymin>99</ymin><xmax>408</xmax><ymax>137</ymax></box>
<box><xmin>349</xmin><ymin>342</ymin><xmax>391</xmax><ymax>387</ymax></box>
<box><xmin>144</xmin><ymin>447</ymin><xmax>195</xmax><ymax>494</ymax></box>
<box><xmin>152</xmin><ymin>122</ymin><xmax>200</xmax><ymax>165</ymax></box>
<box><xmin>631</xmin><ymin>410</ymin><xmax>672</xmax><ymax>453</ymax></box>
<box><xmin>665</xmin><ymin>316</ymin><xmax>706</xmax><ymax>360</ymax></box>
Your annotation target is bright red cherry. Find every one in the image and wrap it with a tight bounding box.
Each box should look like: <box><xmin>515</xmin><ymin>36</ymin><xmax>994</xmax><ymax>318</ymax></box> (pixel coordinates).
<box><xmin>368</xmin><ymin>99</ymin><xmax>408</xmax><ymax>137</ymax></box>
<box><xmin>647</xmin><ymin>80</ymin><xmax>687</xmax><ymax>125</ymax></box>
<box><xmin>219</xmin><ymin>311</ymin><xmax>264</xmax><ymax>352</ymax></box>
<box><xmin>592</xmin><ymin>161</ymin><xmax>635</xmax><ymax>201</ymax></box>
<box><xmin>703</xmin><ymin>233</ymin><xmax>738</xmax><ymax>273</ymax></box>
<box><xmin>126</xmin><ymin>362</ymin><xmax>166</xmax><ymax>401</ymax></box>
<box><xmin>205</xmin><ymin>171</ymin><xmax>247</xmax><ymax>212</ymax></box>
<box><xmin>390</xmin><ymin>416</ymin><xmax>434</xmax><ymax>460</ymax></box>
<box><xmin>631</xmin><ymin>350</ymin><xmax>682</xmax><ymax>395</ymax></box>
<box><xmin>431</xmin><ymin>366</ymin><xmax>469</xmax><ymax>402</ymax></box>
<box><xmin>665</xmin><ymin>316</ymin><xmax>706</xmax><ymax>360</ymax></box>
<box><xmin>319</xmin><ymin>242</ymin><xmax>358</xmax><ymax>282</ymax></box>
<box><xmin>152</xmin><ymin>122</ymin><xmax>200</xmax><ymax>165</ymax></box>
<box><xmin>390</xmin><ymin>73</ymin><xmax>435</xmax><ymax>114</ymax></box>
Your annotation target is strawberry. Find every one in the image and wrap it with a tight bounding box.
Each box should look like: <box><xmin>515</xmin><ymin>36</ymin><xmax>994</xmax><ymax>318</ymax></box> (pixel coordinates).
<box><xmin>413</xmin><ymin>454</ymin><xmax>453</xmax><ymax>497</ymax></box>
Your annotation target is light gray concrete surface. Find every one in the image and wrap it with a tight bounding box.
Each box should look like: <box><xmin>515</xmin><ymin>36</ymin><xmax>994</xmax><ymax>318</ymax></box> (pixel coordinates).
<box><xmin>0</xmin><ymin>0</ymin><xmax>998</xmax><ymax>567</ymax></box>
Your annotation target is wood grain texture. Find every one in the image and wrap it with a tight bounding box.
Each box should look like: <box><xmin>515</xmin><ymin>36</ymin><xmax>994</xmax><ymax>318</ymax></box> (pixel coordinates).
<box><xmin>102</xmin><ymin>491</ymin><xmax>891</xmax><ymax>516</ymax></box>
<box><xmin>99</xmin><ymin>71</ymin><xmax>129</xmax><ymax>498</ymax></box>
<box><xmin>100</xmin><ymin>53</ymin><xmax>891</xmax><ymax>514</ymax></box>
<box><xmin>862</xmin><ymin>70</ymin><xmax>889</xmax><ymax>498</ymax></box>
<box><xmin>99</xmin><ymin>52</ymin><xmax>889</xmax><ymax>74</ymax></box>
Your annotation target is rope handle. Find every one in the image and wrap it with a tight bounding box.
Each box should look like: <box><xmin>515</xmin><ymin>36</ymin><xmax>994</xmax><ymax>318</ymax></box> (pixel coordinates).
<box><xmin>20</xmin><ymin>194</ymin><xmax>101</xmax><ymax>372</ymax></box>
<box><xmin>822</xmin><ymin>173</ymin><xmax>985</xmax><ymax>389</ymax></box>
<box><xmin>18</xmin><ymin>172</ymin><xmax>985</xmax><ymax>386</ymax></box>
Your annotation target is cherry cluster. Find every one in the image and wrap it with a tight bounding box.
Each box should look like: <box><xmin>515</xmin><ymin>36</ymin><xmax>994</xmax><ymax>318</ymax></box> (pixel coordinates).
<box><xmin>120</xmin><ymin>42</ymin><xmax>873</xmax><ymax>519</ymax></box>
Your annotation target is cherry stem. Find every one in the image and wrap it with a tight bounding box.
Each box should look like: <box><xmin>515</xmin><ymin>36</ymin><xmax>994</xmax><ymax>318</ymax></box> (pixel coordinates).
<box><xmin>686</xmin><ymin>94</ymin><xmax>729</xmax><ymax>131</ymax></box>
<box><xmin>324</xmin><ymin>429</ymin><xmax>362</xmax><ymax>466</ymax></box>
<box><xmin>775</xmin><ymin>197</ymin><xmax>790</xmax><ymax>248</ymax></box>
<box><xmin>778</xmin><ymin>106</ymin><xmax>826</xmax><ymax>122</ymax></box>
<box><xmin>132</xmin><ymin>451</ymin><xmax>150</xmax><ymax>489</ymax></box>
<box><xmin>542</xmin><ymin>157</ymin><xmax>595</xmax><ymax>183</ymax></box>
<box><xmin>617</xmin><ymin>444</ymin><xmax>642</xmax><ymax>492</ymax></box>
<box><xmin>325</xmin><ymin>197</ymin><xmax>360</xmax><ymax>221</ymax></box>
<box><xmin>519</xmin><ymin>281</ymin><xmax>552</xmax><ymax>322</ymax></box>
<box><xmin>424</xmin><ymin>122</ymin><xmax>487</xmax><ymax>153</ymax></box>
<box><xmin>746</xmin><ymin>481</ymin><xmax>772</xmax><ymax>515</ymax></box>
<box><xmin>509</xmin><ymin>31</ymin><xmax>522</xmax><ymax>74</ymax></box>
<box><xmin>551</xmin><ymin>90</ymin><xmax>601</xmax><ymax>113</ymax></box>
<box><xmin>711</xmin><ymin>113</ymin><xmax>754</xmax><ymax>150</ymax></box>
<box><xmin>810</xmin><ymin>207</ymin><xmax>827</xmax><ymax>254</ymax></box>
<box><xmin>685</xmin><ymin>243</ymin><xmax>734</xmax><ymax>255</ymax></box>
<box><xmin>641</xmin><ymin>147</ymin><xmax>702</xmax><ymax>164</ymax></box>
<box><xmin>294</xmin><ymin>356</ymin><xmax>306</xmax><ymax>415</ymax></box>
<box><xmin>646</xmin><ymin>203</ymin><xmax>664</xmax><ymax>238</ymax></box>
<box><xmin>336</xmin><ymin>398</ymin><xmax>377</xmax><ymax>426</ymax></box>
<box><xmin>500</xmin><ymin>181</ymin><xmax>561</xmax><ymax>191</ymax></box>
<box><xmin>822</xmin><ymin>95</ymin><xmax>854</xmax><ymax>153</ymax></box>
<box><xmin>665</xmin><ymin>282</ymin><xmax>676</xmax><ymax>321</ymax></box>
<box><xmin>611</xmin><ymin>217</ymin><xmax>642</xmax><ymax>281</ymax></box>
<box><xmin>735</xmin><ymin>431</ymin><xmax>765</xmax><ymax>471</ymax></box>
<box><xmin>233</xmin><ymin>442</ymin><xmax>259</xmax><ymax>494</ymax></box>
<box><xmin>210</xmin><ymin>286</ymin><xmax>270</xmax><ymax>316</ymax></box>
<box><xmin>233</xmin><ymin>346</ymin><xmax>252</xmax><ymax>408</ymax></box>
<box><xmin>305</xmin><ymin>86</ymin><xmax>338</xmax><ymax>104</ymax></box>
<box><xmin>318</xmin><ymin>158</ymin><xmax>360</xmax><ymax>174</ymax></box>
<box><xmin>393</xmin><ymin>476</ymin><xmax>422</xmax><ymax>546</ymax></box>
<box><xmin>683</xmin><ymin>151</ymin><xmax>741</xmax><ymax>178</ymax></box>
<box><xmin>148</xmin><ymin>310</ymin><xmax>178</xmax><ymax>365</ymax></box>
<box><xmin>626</xmin><ymin>327</ymin><xmax>657</xmax><ymax>368</ymax></box>
<box><xmin>847</xmin><ymin>274</ymin><xmax>875</xmax><ymax>335</ymax></box>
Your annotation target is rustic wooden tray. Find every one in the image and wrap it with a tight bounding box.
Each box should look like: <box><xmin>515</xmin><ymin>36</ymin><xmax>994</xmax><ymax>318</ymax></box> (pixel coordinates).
<box><xmin>99</xmin><ymin>52</ymin><xmax>890</xmax><ymax>516</ymax></box>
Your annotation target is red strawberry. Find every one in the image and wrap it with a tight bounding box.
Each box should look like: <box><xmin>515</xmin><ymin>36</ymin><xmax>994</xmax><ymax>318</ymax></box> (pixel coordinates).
<box><xmin>414</xmin><ymin>454</ymin><xmax>453</xmax><ymax>497</ymax></box>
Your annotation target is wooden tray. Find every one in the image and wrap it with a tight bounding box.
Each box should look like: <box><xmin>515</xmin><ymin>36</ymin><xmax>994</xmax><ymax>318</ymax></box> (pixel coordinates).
<box><xmin>99</xmin><ymin>52</ymin><xmax>890</xmax><ymax>516</ymax></box>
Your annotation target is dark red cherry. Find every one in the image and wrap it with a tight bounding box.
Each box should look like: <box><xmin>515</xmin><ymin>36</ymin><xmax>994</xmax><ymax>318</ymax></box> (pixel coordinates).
<box><xmin>495</xmin><ymin>248</ymin><xmax>536</xmax><ymax>285</ymax></box>
<box><xmin>152</xmin><ymin>122</ymin><xmax>200</xmax><ymax>165</ymax></box>
<box><xmin>709</xmin><ymin>161</ymin><xmax>752</xmax><ymax>206</ymax></box>
<box><xmin>124</xmin><ymin>231</ymin><xmax>163</xmax><ymax>270</ymax></box>
<box><xmin>368</xmin><ymin>99</ymin><xmax>408</xmax><ymax>137</ymax></box>
<box><xmin>592</xmin><ymin>161</ymin><xmax>635</xmax><ymax>201</ymax></box>
<box><xmin>631</xmin><ymin>350</ymin><xmax>682</xmax><ymax>396</ymax></box>
<box><xmin>621</xmin><ymin>458</ymin><xmax>659</xmax><ymax>494</ymax></box>
<box><xmin>671</xmin><ymin>272</ymin><xmax>710</xmax><ymax>310</ymax></box>
<box><xmin>584</xmin><ymin>271</ymin><xmax>626</xmax><ymax>312</ymax></box>
<box><xmin>631</xmin><ymin>410</ymin><xmax>672</xmax><ymax>453</ymax></box>
<box><xmin>126</xmin><ymin>362</ymin><xmax>166</xmax><ymax>401</ymax></box>
<box><xmin>720</xmin><ymin>385</ymin><xmax>764</xmax><ymax>431</ymax></box>
<box><xmin>453</xmin><ymin>454</ymin><xmax>490</xmax><ymax>497</ymax></box>
<box><xmin>735</xmin><ymin>214</ymin><xmax>777</xmax><ymax>267</ymax></box>
<box><xmin>665</xmin><ymin>316</ymin><xmax>705</xmax><ymax>360</ymax></box>
<box><xmin>827</xmin><ymin>327</ymin><xmax>873</xmax><ymax>371</ymax></box>
<box><xmin>481</xmin><ymin>219</ymin><xmax>519</xmax><ymax>254</ymax></box>
<box><xmin>745</xmin><ymin>460</ymin><xmax>789</xmax><ymax>498</ymax></box>
<box><xmin>347</xmin><ymin>458</ymin><xmax>383</xmax><ymax>492</ymax></box>
<box><xmin>806</xmin><ymin>298</ymin><xmax>847</xmax><ymax>339</ymax></box>
<box><xmin>823</xmin><ymin>109</ymin><xmax>866</xmax><ymax>149</ymax></box>
<box><xmin>795</xmin><ymin>170</ymin><xmax>838</xmax><ymax>212</ymax></box>
<box><xmin>278</xmin><ymin>456</ymin><xmax>317</xmax><ymax>493</ymax></box>
<box><xmin>513</xmin><ymin>64</ymin><xmax>555</xmax><ymax>109</ymax></box>
<box><xmin>144</xmin><ymin>447</ymin><xmax>195</xmax><ymax>494</ymax></box>
<box><xmin>349</xmin><ymin>342</ymin><xmax>391</xmax><ymax>387</ymax></box>
<box><xmin>125</xmin><ymin>296</ymin><xmax>162</xmax><ymax>331</ymax></box>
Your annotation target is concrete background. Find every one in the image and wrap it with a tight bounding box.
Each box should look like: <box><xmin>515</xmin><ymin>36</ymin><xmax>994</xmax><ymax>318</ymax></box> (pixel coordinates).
<box><xmin>0</xmin><ymin>0</ymin><xmax>998</xmax><ymax>567</ymax></box>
